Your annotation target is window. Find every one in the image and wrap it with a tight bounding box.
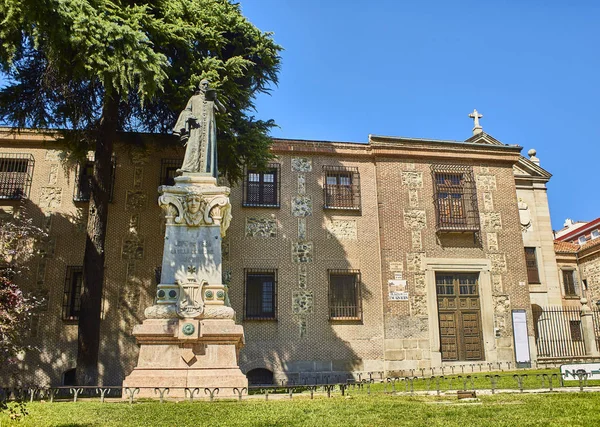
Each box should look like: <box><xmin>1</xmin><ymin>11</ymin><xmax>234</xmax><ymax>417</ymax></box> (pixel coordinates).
<box><xmin>328</xmin><ymin>270</ymin><xmax>362</xmax><ymax>320</ymax></box>
<box><xmin>62</xmin><ymin>266</ymin><xmax>83</xmax><ymax>320</ymax></box>
<box><xmin>245</xmin><ymin>269</ymin><xmax>277</xmax><ymax>320</ymax></box>
<box><xmin>592</xmin><ymin>230</ymin><xmax>600</xmax><ymax>240</ymax></box>
<box><xmin>243</xmin><ymin>164</ymin><xmax>280</xmax><ymax>207</ymax></box>
<box><xmin>524</xmin><ymin>247</ymin><xmax>541</xmax><ymax>284</ymax></box>
<box><xmin>0</xmin><ymin>153</ymin><xmax>34</xmax><ymax>200</ymax></box>
<box><xmin>562</xmin><ymin>270</ymin><xmax>578</xmax><ymax>297</ymax></box>
<box><xmin>323</xmin><ymin>166</ymin><xmax>360</xmax><ymax>210</ymax></box>
<box><xmin>569</xmin><ymin>320</ymin><xmax>583</xmax><ymax>342</ymax></box>
<box><xmin>431</xmin><ymin>165</ymin><xmax>479</xmax><ymax>231</ymax></box>
<box><xmin>160</xmin><ymin>158</ymin><xmax>182</xmax><ymax>186</ymax></box>
<box><xmin>578</xmin><ymin>236</ymin><xmax>587</xmax><ymax>245</ymax></box>
<box><xmin>74</xmin><ymin>154</ymin><xmax>116</xmax><ymax>202</ymax></box>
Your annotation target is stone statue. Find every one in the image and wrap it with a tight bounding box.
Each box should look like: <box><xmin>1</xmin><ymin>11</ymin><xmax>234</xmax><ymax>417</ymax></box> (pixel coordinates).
<box><xmin>173</xmin><ymin>79</ymin><xmax>226</xmax><ymax>177</ymax></box>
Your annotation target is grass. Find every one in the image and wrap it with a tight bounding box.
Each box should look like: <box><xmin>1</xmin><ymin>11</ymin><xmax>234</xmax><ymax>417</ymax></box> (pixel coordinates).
<box><xmin>2</xmin><ymin>392</ymin><xmax>600</xmax><ymax>426</ymax></box>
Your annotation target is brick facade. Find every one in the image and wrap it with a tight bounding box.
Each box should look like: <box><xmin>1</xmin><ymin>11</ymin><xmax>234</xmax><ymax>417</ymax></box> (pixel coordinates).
<box><xmin>0</xmin><ymin>129</ymin><xmax>544</xmax><ymax>385</ymax></box>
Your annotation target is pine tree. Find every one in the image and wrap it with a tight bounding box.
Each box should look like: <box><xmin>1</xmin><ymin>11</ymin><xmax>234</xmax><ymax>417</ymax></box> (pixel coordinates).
<box><xmin>0</xmin><ymin>0</ymin><xmax>281</xmax><ymax>385</ymax></box>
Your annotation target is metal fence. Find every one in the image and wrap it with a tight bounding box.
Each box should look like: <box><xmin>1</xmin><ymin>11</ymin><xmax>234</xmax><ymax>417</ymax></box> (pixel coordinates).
<box><xmin>532</xmin><ymin>306</ymin><xmax>586</xmax><ymax>358</ymax></box>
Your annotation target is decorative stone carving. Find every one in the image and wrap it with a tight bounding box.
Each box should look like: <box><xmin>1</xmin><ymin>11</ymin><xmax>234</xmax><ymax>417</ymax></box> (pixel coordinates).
<box><xmin>518</xmin><ymin>199</ymin><xmax>532</xmax><ymax>232</ymax></box>
<box><xmin>222</xmin><ymin>241</ymin><xmax>230</xmax><ymax>261</ymax></box>
<box><xmin>298</xmin><ymin>218</ymin><xmax>307</xmax><ymax>240</ymax></box>
<box><xmin>292</xmin><ymin>241</ymin><xmax>313</xmax><ymax>263</ymax></box>
<box><xmin>122</xmin><ymin>237</ymin><xmax>145</xmax><ymax>260</ymax></box>
<box><xmin>158</xmin><ymin>186</ymin><xmax>232</xmax><ymax>237</ymax></box>
<box><xmin>481</xmin><ymin>212</ymin><xmax>502</xmax><ymax>231</ymax></box>
<box><xmin>476</xmin><ymin>175</ymin><xmax>497</xmax><ymax>191</ymax></box>
<box><xmin>489</xmin><ymin>253</ymin><xmax>508</xmax><ymax>273</ymax></box>
<box><xmin>292</xmin><ymin>290</ymin><xmax>314</xmax><ymax>314</ymax></box>
<box><xmin>36</xmin><ymin>259</ymin><xmax>47</xmax><ymax>285</ymax></box>
<box><xmin>120</xmin><ymin>287</ymin><xmax>141</xmax><ymax>311</ymax></box>
<box><xmin>298</xmin><ymin>265</ymin><xmax>308</xmax><ymax>288</ymax></box>
<box><xmin>175</xmin><ymin>267</ymin><xmax>205</xmax><ymax>318</ymax></box>
<box><xmin>414</xmin><ymin>273</ymin><xmax>426</xmax><ymax>294</ymax></box>
<box><xmin>492</xmin><ymin>275</ymin><xmax>503</xmax><ymax>294</ymax></box>
<box><xmin>493</xmin><ymin>295</ymin><xmax>511</xmax><ymax>336</ymax></box>
<box><xmin>222</xmin><ymin>269</ymin><xmax>231</xmax><ymax>286</ymax></box>
<box><xmin>405</xmin><ymin>162</ymin><xmax>415</xmax><ymax>171</ymax></box>
<box><xmin>408</xmin><ymin>189</ymin><xmax>419</xmax><ymax>208</ymax></box>
<box><xmin>39</xmin><ymin>187</ymin><xmax>62</xmax><ymax>209</ymax></box>
<box><xmin>291</xmin><ymin>157</ymin><xmax>312</xmax><ymax>172</ymax></box>
<box><xmin>48</xmin><ymin>164</ymin><xmax>58</xmax><ymax>185</ymax></box>
<box><xmin>126</xmin><ymin>190</ymin><xmax>148</xmax><ymax>211</ymax></box>
<box><xmin>326</xmin><ymin>220</ymin><xmax>357</xmax><ymax>240</ymax></box>
<box><xmin>291</xmin><ymin>196</ymin><xmax>312</xmax><ymax>217</ymax></box>
<box><xmin>487</xmin><ymin>232</ymin><xmax>499</xmax><ymax>251</ymax></box>
<box><xmin>45</xmin><ymin>149</ymin><xmax>63</xmax><ymax>161</ymax></box>
<box><xmin>479</xmin><ymin>165</ymin><xmax>490</xmax><ymax>173</ymax></box>
<box><xmin>401</xmin><ymin>171</ymin><xmax>423</xmax><ymax>188</ymax></box>
<box><xmin>483</xmin><ymin>192</ymin><xmax>494</xmax><ymax>212</ymax></box>
<box><xmin>128</xmin><ymin>145</ymin><xmax>151</xmax><ymax>165</ymax></box>
<box><xmin>129</xmin><ymin>214</ymin><xmax>140</xmax><ymax>234</ymax></box>
<box><xmin>410</xmin><ymin>295</ymin><xmax>428</xmax><ymax>316</ymax></box>
<box><xmin>403</xmin><ymin>210</ymin><xmax>426</xmax><ymax>230</ymax></box>
<box><xmin>411</xmin><ymin>230</ymin><xmax>422</xmax><ymax>250</ymax></box>
<box><xmin>406</xmin><ymin>252</ymin><xmax>424</xmax><ymax>272</ymax></box>
<box><xmin>133</xmin><ymin>167</ymin><xmax>144</xmax><ymax>188</ymax></box>
<box><xmin>245</xmin><ymin>217</ymin><xmax>277</xmax><ymax>238</ymax></box>
<box><xmin>298</xmin><ymin>174</ymin><xmax>306</xmax><ymax>195</ymax></box>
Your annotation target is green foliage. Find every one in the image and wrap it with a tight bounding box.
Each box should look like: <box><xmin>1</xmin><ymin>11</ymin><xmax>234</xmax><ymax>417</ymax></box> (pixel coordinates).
<box><xmin>0</xmin><ymin>0</ymin><xmax>282</xmax><ymax>181</ymax></box>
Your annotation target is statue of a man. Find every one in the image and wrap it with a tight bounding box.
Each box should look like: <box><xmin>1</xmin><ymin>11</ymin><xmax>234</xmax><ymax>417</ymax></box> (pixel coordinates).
<box><xmin>173</xmin><ymin>79</ymin><xmax>225</xmax><ymax>177</ymax></box>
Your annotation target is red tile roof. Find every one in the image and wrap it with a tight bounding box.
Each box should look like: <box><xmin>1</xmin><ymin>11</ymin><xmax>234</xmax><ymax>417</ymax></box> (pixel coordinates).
<box><xmin>554</xmin><ymin>240</ymin><xmax>580</xmax><ymax>253</ymax></box>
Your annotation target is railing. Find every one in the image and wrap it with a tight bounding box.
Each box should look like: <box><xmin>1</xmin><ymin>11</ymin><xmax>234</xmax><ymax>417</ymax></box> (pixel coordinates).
<box><xmin>532</xmin><ymin>306</ymin><xmax>587</xmax><ymax>358</ymax></box>
<box><xmin>3</xmin><ymin>367</ymin><xmax>600</xmax><ymax>405</ymax></box>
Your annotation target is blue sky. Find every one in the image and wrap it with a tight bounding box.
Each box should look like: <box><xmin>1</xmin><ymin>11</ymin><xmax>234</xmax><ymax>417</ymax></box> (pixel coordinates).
<box><xmin>241</xmin><ymin>0</ymin><xmax>600</xmax><ymax>231</ymax></box>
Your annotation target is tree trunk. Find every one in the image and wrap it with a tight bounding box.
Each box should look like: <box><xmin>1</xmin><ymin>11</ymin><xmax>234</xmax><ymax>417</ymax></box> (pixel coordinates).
<box><xmin>76</xmin><ymin>93</ymin><xmax>119</xmax><ymax>386</ymax></box>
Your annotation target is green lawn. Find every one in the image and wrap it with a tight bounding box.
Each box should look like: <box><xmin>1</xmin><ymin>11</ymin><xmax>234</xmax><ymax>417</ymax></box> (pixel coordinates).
<box><xmin>3</xmin><ymin>393</ymin><xmax>600</xmax><ymax>426</ymax></box>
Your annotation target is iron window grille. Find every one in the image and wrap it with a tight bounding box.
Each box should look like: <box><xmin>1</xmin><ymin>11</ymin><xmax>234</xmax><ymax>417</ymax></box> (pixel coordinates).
<box><xmin>160</xmin><ymin>158</ymin><xmax>182</xmax><ymax>186</ymax></box>
<box><xmin>562</xmin><ymin>270</ymin><xmax>579</xmax><ymax>297</ymax></box>
<box><xmin>524</xmin><ymin>247</ymin><xmax>541</xmax><ymax>284</ymax></box>
<box><xmin>0</xmin><ymin>153</ymin><xmax>34</xmax><ymax>200</ymax></box>
<box><xmin>73</xmin><ymin>153</ymin><xmax>116</xmax><ymax>202</ymax></box>
<box><xmin>323</xmin><ymin>166</ymin><xmax>361</xmax><ymax>210</ymax></box>
<box><xmin>62</xmin><ymin>266</ymin><xmax>83</xmax><ymax>321</ymax></box>
<box><xmin>431</xmin><ymin>164</ymin><xmax>479</xmax><ymax>232</ymax></box>
<box><xmin>242</xmin><ymin>163</ymin><xmax>280</xmax><ymax>208</ymax></box>
<box><xmin>244</xmin><ymin>269</ymin><xmax>277</xmax><ymax>320</ymax></box>
<box><xmin>328</xmin><ymin>269</ymin><xmax>362</xmax><ymax>320</ymax></box>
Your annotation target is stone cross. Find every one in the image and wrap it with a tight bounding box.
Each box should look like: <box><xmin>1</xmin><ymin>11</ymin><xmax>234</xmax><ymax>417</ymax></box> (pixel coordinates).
<box><xmin>469</xmin><ymin>109</ymin><xmax>483</xmax><ymax>135</ymax></box>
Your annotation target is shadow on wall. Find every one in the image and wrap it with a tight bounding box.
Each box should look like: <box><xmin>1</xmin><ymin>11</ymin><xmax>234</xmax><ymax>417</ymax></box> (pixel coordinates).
<box><xmin>226</xmin><ymin>155</ymin><xmax>380</xmax><ymax>385</ymax></box>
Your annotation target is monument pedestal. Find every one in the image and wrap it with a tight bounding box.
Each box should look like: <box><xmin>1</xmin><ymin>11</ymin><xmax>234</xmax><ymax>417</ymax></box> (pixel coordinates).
<box><xmin>123</xmin><ymin>174</ymin><xmax>247</xmax><ymax>398</ymax></box>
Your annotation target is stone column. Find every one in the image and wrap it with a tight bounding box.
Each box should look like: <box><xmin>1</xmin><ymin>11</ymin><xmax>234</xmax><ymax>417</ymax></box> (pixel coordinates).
<box><xmin>580</xmin><ymin>298</ymin><xmax>600</xmax><ymax>357</ymax></box>
<box><xmin>123</xmin><ymin>173</ymin><xmax>247</xmax><ymax>398</ymax></box>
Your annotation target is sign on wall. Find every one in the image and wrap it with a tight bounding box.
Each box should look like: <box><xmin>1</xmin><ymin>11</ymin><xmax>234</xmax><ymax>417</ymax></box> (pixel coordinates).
<box><xmin>388</xmin><ymin>279</ymin><xmax>408</xmax><ymax>301</ymax></box>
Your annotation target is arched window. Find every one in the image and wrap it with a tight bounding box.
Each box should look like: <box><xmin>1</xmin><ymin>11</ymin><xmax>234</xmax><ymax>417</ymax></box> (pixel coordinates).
<box><xmin>246</xmin><ymin>368</ymin><xmax>273</xmax><ymax>386</ymax></box>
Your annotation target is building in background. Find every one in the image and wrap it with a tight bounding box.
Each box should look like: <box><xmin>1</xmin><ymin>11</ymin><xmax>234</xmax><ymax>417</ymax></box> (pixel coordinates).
<box><xmin>0</xmin><ymin>120</ymin><xmax>575</xmax><ymax>386</ymax></box>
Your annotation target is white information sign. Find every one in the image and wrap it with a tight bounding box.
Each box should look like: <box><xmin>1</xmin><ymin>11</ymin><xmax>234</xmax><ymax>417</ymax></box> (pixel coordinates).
<box><xmin>561</xmin><ymin>363</ymin><xmax>600</xmax><ymax>381</ymax></box>
<box><xmin>511</xmin><ymin>310</ymin><xmax>531</xmax><ymax>367</ymax></box>
<box><xmin>389</xmin><ymin>291</ymin><xmax>409</xmax><ymax>301</ymax></box>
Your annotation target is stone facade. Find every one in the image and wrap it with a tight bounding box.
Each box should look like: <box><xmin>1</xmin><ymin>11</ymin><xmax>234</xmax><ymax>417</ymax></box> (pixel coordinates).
<box><xmin>0</xmin><ymin>129</ymin><xmax>552</xmax><ymax>386</ymax></box>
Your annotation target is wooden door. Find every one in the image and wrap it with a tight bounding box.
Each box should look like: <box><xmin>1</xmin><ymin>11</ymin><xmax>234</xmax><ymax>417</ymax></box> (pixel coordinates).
<box><xmin>436</xmin><ymin>273</ymin><xmax>483</xmax><ymax>361</ymax></box>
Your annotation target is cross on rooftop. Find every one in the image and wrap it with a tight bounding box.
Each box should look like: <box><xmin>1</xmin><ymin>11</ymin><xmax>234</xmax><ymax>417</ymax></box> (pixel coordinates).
<box><xmin>469</xmin><ymin>109</ymin><xmax>483</xmax><ymax>135</ymax></box>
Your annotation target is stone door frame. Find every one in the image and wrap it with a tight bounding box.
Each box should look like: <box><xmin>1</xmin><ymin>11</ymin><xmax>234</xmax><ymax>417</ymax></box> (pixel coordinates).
<box><xmin>423</xmin><ymin>257</ymin><xmax>497</xmax><ymax>367</ymax></box>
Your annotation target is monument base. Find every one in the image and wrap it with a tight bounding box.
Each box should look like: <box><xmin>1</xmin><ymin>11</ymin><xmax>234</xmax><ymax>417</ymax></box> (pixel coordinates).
<box><xmin>122</xmin><ymin>318</ymin><xmax>247</xmax><ymax>398</ymax></box>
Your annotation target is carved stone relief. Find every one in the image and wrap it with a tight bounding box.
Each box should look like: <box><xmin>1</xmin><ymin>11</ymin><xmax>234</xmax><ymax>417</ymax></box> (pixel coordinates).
<box><xmin>414</xmin><ymin>273</ymin><xmax>426</xmax><ymax>295</ymax></box>
<box><xmin>45</xmin><ymin>149</ymin><xmax>63</xmax><ymax>161</ymax></box>
<box><xmin>487</xmin><ymin>232</ymin><xmax>499</xmax><ymax>251</ymax></box>
<box><xmin>476</xmin><ymin>175</ymin><xmax>497</xmax><ymax>191</ymax></box>
<box><xmin>122</xmin><ymin>237</ymin><xmax>145</xmax><ymax>260</ymax></box>
<box><xmin>126</xmin><ymin>191</ymin><xmax>148</xmax><ymax>212</ymax></box>
<box><xmin>483</xmin><ymin>192</ymin><xmax>494</xmax><ymax>212</ymax></box>
<box><xmin>133</xmin><ymin>167</ymin><xmax>144</xmax><ymax>188</ymax></box>
<box><xmin>403</xmin><ymin>210</ymin><xmax>426</xmax><ymax>229</ymax></box>
<box><xmin>518</xmin><ymin>200</ymin><xmax>532</xmax><ymax>232</ymax></box>
<box><xmin>410</xmin><ymin>295</ymin><xmax>428</xmax><ymax>316</ymax></box>
<box><xmin>291</xmin><ymin>157</ymin><xmax>312</xmax><ymax>172</ymax></box>
<box><xmin>36</xmin><ymin>259</ymin><xmax>47</xmax><ymax>286</ymax></box>
<box><xmin>39</xmin><ymin>187</ymin><xmax>62</xmax><ymax>209</ymax></box>
<box><xmin>401</xmin><ymin>171</ymin><xmax>423</xmax><ymax>188</ymax></box>
<box><xmin>298</xmin><ymin>265</ymin><xmax>308</xmax><ymax>289</ymax></box>
<box><xmin>407</xmin><ymin>252</ymin><xmax>424</xmax><ymax>272</ymax></box>
<box><xmin>245</xmin><ymin>217</ymin><xmax>277</xmax><ymax>238</ymax></box>
<box><xmin>298</xmin><ymin>218</ymin><xmax>307</xmax><ymax>240</ymax></box>
<box><xmin>48</xmin><ymin>164</ymin><xmax>59</xmax><ymax>185</ymax></box>
<box><xmin>222</xmin><ymin>242</ymin><xmax>230</xmax><ymax>261</ymax></box>
<box><xmin>326</xmin><ymin>220</ymin><xmax>357</xmax><ymax>240</ymax></box>
<box><xmin>291</xmin><ymin>196</ymin><xmax>312</xmax><ymax>217</ymax></box>
<box><xmin>297</xmin><ymin>174</ymin><xmax>306</xmax><ymax>195</ymax></box>
<box><xmin>292</xmin><ymin>290</ymin><xmax>314</xmax><ymax>314</ymax></box>
<box><xmin>411</xmin><ymin>230</ymin><xmax>422</xmax><ymax>250</ymax></box>
<box><xmin>492</xmin><ymin>275</ymin><xmax>504</xmax><ymax>295</ymax></box>
<box><xmin>489</xmin><ymin>253</ymin><xmax>508</xmax><ymax>273</ymax></box>
<box><xmin>481</xmin><ymin>212</ymin><xmax>503</xmax><ymax>231</ymax></box>
<box><xmin>408</xmin><ymin>189</ymin><xmax>419</xmax><ymax>208</ymax></box>
<box><xmin>292</xmin><ymin>241</ymin><xmax>313</xmax><ymax>263</ymax></box>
